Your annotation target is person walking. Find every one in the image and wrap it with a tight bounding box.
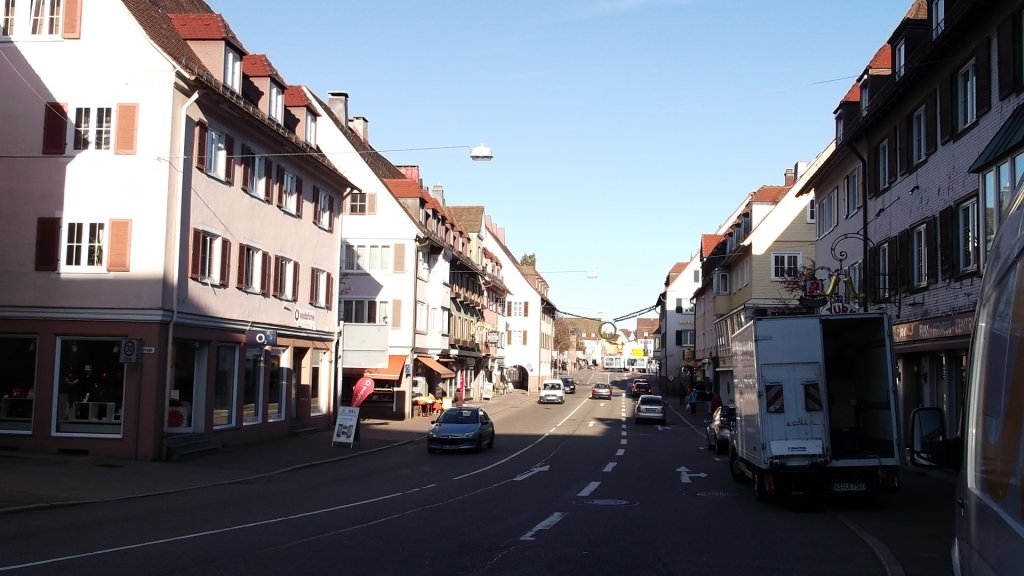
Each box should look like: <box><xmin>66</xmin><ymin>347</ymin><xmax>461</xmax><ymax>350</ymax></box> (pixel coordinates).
<box><xmin>687</xmin><ymin>388</ymin><xmax>700</xmax><ymax>415</ymax></box>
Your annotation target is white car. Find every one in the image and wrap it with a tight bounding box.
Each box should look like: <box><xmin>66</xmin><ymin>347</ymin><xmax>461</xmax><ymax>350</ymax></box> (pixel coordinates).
<box><xmin>634</xmin><ymin>394</ymin><xmax>667</xmax><ymax>425</ymax></box>
<box><xmin>538</xmin><ymin>379</ymin><xmax>565</xmax><ymax>404</ymax></box>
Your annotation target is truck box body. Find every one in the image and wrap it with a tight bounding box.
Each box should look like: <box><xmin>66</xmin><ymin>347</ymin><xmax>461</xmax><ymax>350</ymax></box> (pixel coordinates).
<box><xmin>730</xmin><ymin>312</ymin><xmax>900</xmax><ymax>499</ymax></box>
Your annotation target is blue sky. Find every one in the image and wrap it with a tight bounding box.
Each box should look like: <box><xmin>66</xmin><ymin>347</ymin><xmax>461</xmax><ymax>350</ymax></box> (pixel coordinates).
<box><xmin>210</xmin><ymin>0</ymin><xmax>913</xmax><ymax>327</ymax></box>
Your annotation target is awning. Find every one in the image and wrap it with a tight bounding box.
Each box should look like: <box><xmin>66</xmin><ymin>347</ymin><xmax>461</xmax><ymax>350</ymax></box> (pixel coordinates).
<box><xmin>969</xmin><ymin>103</ymin><xmax>1024</xmax><ymax>173</ymax></box>
<box><xmin>364</xmin><ymin>355</ymin><xmax>406</xmax><ymax>381</ymax></box>
<box><xmin>417</xmin><ymin>355</ymin><xmax>455</xmax><ymax>378</ymax></box>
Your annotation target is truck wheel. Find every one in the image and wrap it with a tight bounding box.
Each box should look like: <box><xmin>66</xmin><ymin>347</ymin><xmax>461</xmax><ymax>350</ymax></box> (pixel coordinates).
<box><xmin>729</xmin><ymin>452</ymin><xmax>747</xmax><ymax>483</ymax></box>
<box><xmin>753</xmin><ymin>471</ymin><xmax>769</xmax><ymax>503</ymax></box>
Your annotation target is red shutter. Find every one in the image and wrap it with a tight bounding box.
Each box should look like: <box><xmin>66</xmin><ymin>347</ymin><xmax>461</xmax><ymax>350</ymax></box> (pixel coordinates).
<box><xmin>271</xmin><ymin>256</ymin><xmax>281</xmax><ymax>297</ymax></box>
<box><xmin>62</xmin><ymin>0</ymin><xmax>82</xmax><ymax>39</ymax></box>
<box><xmin>291</xmin><ymin>262</ymin><xmax>300</xmax><ymax>301</ymax></box>
<box><xmin>42</xmin><ymin>102</ymin><xmax>68</xmax><ymax>155</ymax></box>
<box><xmin>219</xmin><ymin>239</ymin><xmax>231</xmax><ymax>286</ymax></box>
<box><xmin>393</xmin><ymin>244</ymin><xmax>405</xmax><ymax>272</ymax></box>
<box><xmin>524</xmin><ymin>302</ymin><xmax>529</xmax><ymax>316</ymax></box>
<box><xmin>367</xmin><ymin>193</ymin><xmax>377</xmax><ymax>215</ymax></box>
<box><xmin>295</xmin><ymin>177</ymin><xmax>304</xmax><ymax>217</ymax></box>
<box><xmin>236</xmin><ymin>244</ymin><xmax>246</xmax><ymax>289</ymax></box>
<box><xmin>189</xmin><ymin>229</ymin><xmax>202</xmax><ymax>280</ymax></box>
<box><xmin>263</xmin><ymin>160</ymin><xmax>273</xmax><ymax>202</ymax></box>
<box><xmin>506</xmin><ymin>301</ymin><xmax>511</xmax><ymax>316</ymax></box>
<box><xmin>114</xmin><ymin>104</ymin><xmax>138</xmax><ymax>155</ymax></box>
<box><xmin>312</xmin><ymin>186</ymin><xmax>321</xmax><ymax>225</ymax></box>
<box><xmin>35</xmin><ymin>217</ymin><xmax>61</xmax><ymax>271</ymax></box>
<box><xmin>308</xmin><ymin>268</ymin><xmax>316</xmax><ymax>305</ymax></box>
<box><xmin>106</xmin><ymin>219</ymin><xmax>132</xmax><ymax>272</ymax></box>
<box><xmin>261</xmin><ymin>252</ymin><xmax>271</xmax><ymax>296</ymax></box>
<box><xmin>391</xmin><ymin>299</ymin><xmax>401</xmax><ymax>329</ymax></box>
<box><xmin>224</xmin><ymin>134</ymin><xmax>235</xmax><ymax>184</ymax></box>
<box><xmin>523</xmin><ymin>331</ymin><xmax>528</xmax><ymax>346</ymax></box>
<box><xmin>276</xmin><ymin>166</ymin><xmax>285</xmax><ymax>207</ymax></box>
<box><xmin>195</xmin><ymin>122</ymin><xmax>208</xmax><ymax>171</ymax></box>
<box><xmin>507</xmin><ymin>331</ymin><xmax>512</xmax><ymax>345</ymax></box>
<box><xmin>240</xmin><ymin>145</ymin><xmax>251</xmax><ymax>192</ymax></box>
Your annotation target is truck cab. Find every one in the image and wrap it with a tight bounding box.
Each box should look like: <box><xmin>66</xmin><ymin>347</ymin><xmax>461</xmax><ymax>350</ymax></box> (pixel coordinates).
<box><xmin>908</xmin><ymin>180</ymin><xmax>1024</xmax><ymax>575</ymax></box>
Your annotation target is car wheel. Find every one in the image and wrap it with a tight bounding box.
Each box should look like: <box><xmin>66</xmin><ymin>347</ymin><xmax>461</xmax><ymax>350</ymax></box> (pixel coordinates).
<box><xmin>730</xmin><ymin>452</ymin><xmax>747</xmax><ymax>483</ymax></box>
<box><xmin>716</xmin><ymin>440</ymin><xmax>727</xmax><ymax>455</ymax></box>
<box><xmin>474</xmin><ymin>437</ymin><xmax>483</xmax><ymax>454</ymax></box>
<box><xmin>754</xmin><ymin>471</ymin><xmax>769</xmax><ymax>503</ymax></box>
<box><xmin>487</xmin><ymin>433</ymin><xmax>495</xmax><ymax>449</ymax></box>
<box><xmin>707</xmin><ymin>433</ymin><xmax>716</xmax><ymax>451</ymax></box>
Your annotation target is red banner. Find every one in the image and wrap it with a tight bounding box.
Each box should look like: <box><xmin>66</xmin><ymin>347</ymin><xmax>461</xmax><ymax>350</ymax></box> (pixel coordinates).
<box><xmin>352</xmin><ymin>377</ymin><xmax>375</xmax><ymax>407</ymax></box>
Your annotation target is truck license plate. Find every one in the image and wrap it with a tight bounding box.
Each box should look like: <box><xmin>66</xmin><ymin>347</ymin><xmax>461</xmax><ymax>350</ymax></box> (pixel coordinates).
<box><xmin>832</xmin><ymin>482</ymin><xmax>867</xmax><ymax>492</ymax></box>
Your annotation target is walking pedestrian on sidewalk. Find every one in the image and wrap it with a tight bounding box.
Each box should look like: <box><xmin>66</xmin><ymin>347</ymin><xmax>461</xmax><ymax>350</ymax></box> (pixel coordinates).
<box><xmin>687</xmin><ymin>389</ymin><xmax>700</xmax><ymax>415</ymax></box>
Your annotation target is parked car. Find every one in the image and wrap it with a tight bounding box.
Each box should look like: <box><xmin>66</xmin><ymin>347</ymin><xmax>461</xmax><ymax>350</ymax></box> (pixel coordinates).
<box><xmin>539</xmin><ymin>379</ymin><xmax>565</xmax><ymax>404</ymax></box>
<box><xmin>591</xmin><ymin>382</ymin><xmax>612</xmax><ymax>400</ymax></box>
<box><xmin>634</xmin><ymin>394</ymin><xmax>667</xmax><ymax>425</ymax></box>
<box><xmin>630</xmin><ymin>378</ymin><xmax>652</xmax><ymax>398</ymax></box>
<box><xmin>706</xmin><ymin>405</ymin><xmax>736</xmax><ymax>454</ymax></box>
<box><xmin>427</xmin><ymin>406</ymin><xmax>495</xmax><ymax>453</ymax></box>
<box><xmin>560</xmin><ymin>377</ymin><xmax>576</xmax><ymax>394</ymax></box>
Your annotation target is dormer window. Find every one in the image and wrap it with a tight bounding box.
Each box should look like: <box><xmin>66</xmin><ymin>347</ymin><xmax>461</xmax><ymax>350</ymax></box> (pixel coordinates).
<box><xmin>836</xmin><ymin>113</ymin><xmax>844</xmax><ymax>141</ymax></box>
<box><xmin>269</xmin><ymin>83</ymin><xmax>283</xmax><ymax>122</ymax></box>
<box><xmin>224</xmin><ymin>47</ymin><xmax>242</xmax><ymax>92</ymax></box>
<box><xmin>304</xmin><ymin>110</ymin><xmax>317</xmax><ymax>145</ymax></box>
<box><xmin>860</xmin><ymin>78</ymin><xmax>870</xmax><ymax>115</ymax></box>
<box><xmin>932</xmin><ymin>0</ymin><xmax>944</xmax><ymax>38</ymax></box>
<box><xmin>894</xmin><ymin>39</ymin><xmax>906</xmax><ymax>79</ymax></box>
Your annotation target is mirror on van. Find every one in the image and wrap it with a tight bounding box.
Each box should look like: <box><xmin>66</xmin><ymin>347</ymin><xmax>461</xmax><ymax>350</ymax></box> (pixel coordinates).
<box><xmin>908</xmin><ymin>407</ymin><xmax>950</xmax><ymax>468</ymax></box>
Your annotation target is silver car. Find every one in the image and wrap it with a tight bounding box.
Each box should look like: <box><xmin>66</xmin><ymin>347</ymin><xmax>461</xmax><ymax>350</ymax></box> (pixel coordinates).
<box><xmin>634</xmin><ymin>394</ymin><xmax>667</xmax><ymax>425</ymax></box>
<box><xmin>427</xmin><ymin>406</ymin><xmax>495</xmax><ymax>453</ymax></box>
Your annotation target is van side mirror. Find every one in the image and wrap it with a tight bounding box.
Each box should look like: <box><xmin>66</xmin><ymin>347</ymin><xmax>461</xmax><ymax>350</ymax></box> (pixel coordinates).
<box><xmin>908</xmin><ymin>407</ymin><xmax>957</xmax><ymax>469</ymax></box>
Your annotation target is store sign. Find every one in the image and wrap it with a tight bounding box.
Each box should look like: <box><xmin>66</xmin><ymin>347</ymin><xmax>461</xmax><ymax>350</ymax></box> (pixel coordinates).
<box><xmin>245</xmin><ymin>330</ymin><xmax>277</xmax><ymax>347</ymax></box>
<box><xmin>486</xmin><ymin>331</ymin><xmax>501</xmax><ymax>344</ymax></box>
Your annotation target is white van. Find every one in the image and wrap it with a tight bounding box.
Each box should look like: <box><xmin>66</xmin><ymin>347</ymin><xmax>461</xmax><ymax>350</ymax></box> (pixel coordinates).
<box><xmin>909</xmin><ymin>179</ymin><xmax>1024</xmax><ymax>575</ymax></box>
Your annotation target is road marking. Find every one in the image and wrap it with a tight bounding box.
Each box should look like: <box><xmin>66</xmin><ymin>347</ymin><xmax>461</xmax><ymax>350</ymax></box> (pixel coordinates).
<box><xmin>603</xmin><ymin>462</ymin><xmax>616</xmax><ymax>472</ymax></box>
<box><xmin>676</xmin><ymin>466</ymin><xmax>708</xmax><ymax>484</ymax></box>
<box><xmin>514</xmin><ymin>465</ymin><xmax>551</xmax><ymax>481</ymax></box>
<box><xmin>521</xmin><ymin>512</ymin><xmax>566</xmax><ymax>541</ymax></box>
<box><xmin>620</xmin><ymin>430</ymin><xmax>627</xmax><ymax>436</ymax></box>
<box><xmin>578</xmin><ymin>482</ymin><xmax>601</xmax><ymax>497</ymax></box>
<box><xmin>620</xmin><ymin>439</ymin><xmax>627</xmax><ymax>445</ymax></box>
<box><xmin>615</xmin><ymin>448</ymin><xmax>625</xmax><ymax>456</ymax></box>
<box><xmin>588</xmin><ymin>420</ymin><xmax>596</xmax><ymax>427</ymax></box>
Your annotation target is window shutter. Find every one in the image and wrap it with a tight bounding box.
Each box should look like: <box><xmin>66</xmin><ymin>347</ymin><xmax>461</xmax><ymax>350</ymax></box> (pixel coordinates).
<box><xmin>899</xmin><ymin>118</ymin><xmax>910</xmax><ymax>173</ymax></box>
<box><xmin>309</xmin><ymin>268</ymin><xmax>316</xmax><ymax>305</ymax></box>
<box><xmin>897</xmin><ymin>230</ymin><xmax>910</xmax><ymax>293</ymax></box>
<box><xmin>224</xmin><ymin>134</ymin><xmax>235</xmax><ymax>184</ymax></box>
<box><xmin>261</xmin><ymin>252</ymin><xmax>271</xmax><ymax>296</ymax></box>
<box><xmin>291</xmin><ymin>262</ymin><xmax>300</xmax><ymax>301</ymax></box>
<box><xmin>866</xmin><ymin>245</ymin><xmax>878</xmax><ymax>302</ymax></box>
<box><xmin>368</xmin><ymin>193</ymin><xmax>377</xmax><ymax>214</ymax></box>
<box><xmin>925</xmin><ymin>91</ymin><xmax>937</xmax><ymax>155</ymax></box>
<box><xmin>391</xmin><ymin>299</ymin><xmax>402</xmax><ymax>329</ymax></box>
<box><xmin>866</xmin><ymin>143</ymin><xmax>879</xmax><ymax>197</ymax></box>
<box><xmin>326</xmin><ymin>274</ymin><xmax>334</xmax><ymax>310</ymax></box>
<box><xmin>271</xmin><ymin>256</ymin><xmax>281</xmax><ymax>297</ymax></box>
<box><xmin>342</xmin><ymin>194</ymin><xmax>350</xmax><ymax>215</ymax></box>
<box><xmin>62</xmin><ymin>0</ymin><xmax>82</xmax><ymax>39</ymax></box>
<box><xmin>976</xmin><ymin>38</ymin><xmax>992</xmax><ymax>118</ymax></box>
<box><xmin>219</xmin><ymin>239</ymin><xmax>231</xmax><ymax>286</ymax></box>
<box><xmin>195</xmin><ymin>122</ymin><xmax>208</xmax><ymax>171</ymax></box>
<box><xmin>887</xmin><ymin>240</ymin><xmax>898</xmax><ymax>297</ymax></box>
<box><xmin>998</xmin><ymin>15</ymin><xmax>1017</xmax><ymax>98</ymax></box>
<box><xmin>240</xmin><ymin>145</ymin><xmax>252</xmax><ymax>192</ymax></box>
<box><xmin>295</xmin><ymin>177</ymin><xmax>304</xmax><ymax>218</ymax></box>
<box><xmin>524</xmin><ymin>302</ymin><xmax>529</xmax><ymax>316</ymax></box>
<box><xmin>507</xmin><ymin>331</ymin><xmax>512</xmax><ymax>345</ymax></box>
<box><xmin>42</xmin><ymin>102</ymin><xmax>68</xmax><ymax>155</ymax></box>
<box><xmin>506</xmin><ymin>301</ymin><xmax>511</xmax><ymax>316</ymax></box>
<box><xmin>523</xmin><ymin>331</ymin><xmax>528</xmax><ymax>346</ymax></box>
<box><xmin>236</xmin><ymin>244</ymin><xmax>246</xmax><ymax>289</ymax></box>
<box><xmin>927</xmin><ymin>218</ymin><xmax>939</xmax><ymax>285</ymax></box>
<box><xmin>276</xmin><ymin>166</ymin><xmax>285</xmax><ymax>207</ymax></box>
<box><xmin>106</xmin><ymin>219</ymin><xmax>132</xmax><ymax>272</ymax></box>
<box><xmin>189</xmin><ymin>229</ymin><xmax>202</xmax><ymax>280</ymax></box>
<box><xmin>312</xmin><ymin>186</ymin><xmax>321</xmax><ymax>225</ymax></box>
<box><xmin>393</xmin><ymin>243</ymin><xmax>406</xmax><ymax>272</ymax></box>
<box><xmin>327</xmin><ymin>195</ymin><xmax>335</xmax><ymax>231</ymax></box>
<box><xmin>939</xmin><ymin>75</ymin><xmax>952</xmax><ymax>143</ymax></box>
<box><xmin>939</xmin><ymin>206</ymin><xmax>955</xmax><ymax>279</ymax></box>
<box><xmin>888</xmin><ymin>127</ymin><xmax>898</xmax><ymax>183</ymax></box>
<box><xmin>263</xmin><ymin>160</ymin><xmax>273</xmax><ymax>202</ymax></box>
<box><xmin>114</xmin><ymin>104</ymin><xmax>138</xmax><ymax>155</ymax></box>
<box><xmin>35</xmin><ymin>217</ymin><xmax>61</xmax><ymax>271</ymax></box>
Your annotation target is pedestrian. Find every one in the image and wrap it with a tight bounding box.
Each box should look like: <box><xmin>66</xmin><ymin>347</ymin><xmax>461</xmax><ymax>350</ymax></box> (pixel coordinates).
<box><xmin>687</xmin><ymin>389</ymin><xmax>700</xmax><ymax>415</ymax></box>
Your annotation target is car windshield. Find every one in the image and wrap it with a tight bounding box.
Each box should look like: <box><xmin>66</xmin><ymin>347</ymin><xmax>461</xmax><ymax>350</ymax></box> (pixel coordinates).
<box><xmin>595</xmin><ymin>383</ymin><xmax>609</xmax><ymax>389</ymax></box>
<box><xmin>438</xmin><ymin>409</ymin><xmax>478</xmax><ymax>424</ymax></box>
<box><xmin>543</xmin><ymin>383</ymin><xmax>561</xmax><ymax>390</ymax></box>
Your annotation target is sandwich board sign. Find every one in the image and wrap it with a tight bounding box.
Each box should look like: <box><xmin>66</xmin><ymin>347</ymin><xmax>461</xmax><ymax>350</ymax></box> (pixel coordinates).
<box><xmin>332</xmin><ymin>406</ymin><xmax>360</xmax><ymax>447</ymax></box>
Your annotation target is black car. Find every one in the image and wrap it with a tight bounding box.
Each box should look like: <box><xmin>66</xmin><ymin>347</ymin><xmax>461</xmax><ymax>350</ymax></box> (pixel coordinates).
<box><xmin>630</xmin><ymin>379</ymin><xmax>652</xmax><ymax>398</ymax></box>
<box><xmin>560</xmin><ymin>377</ymin><xmax>576</xmax><ymax>394</ymax></box>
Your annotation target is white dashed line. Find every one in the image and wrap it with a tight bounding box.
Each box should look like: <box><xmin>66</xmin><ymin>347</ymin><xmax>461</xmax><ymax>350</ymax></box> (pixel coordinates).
<box><xmin>603</xmin><ymin>462</ymin><xmax>617</xmax><ymax>472</ymax></box>
<box><xmin>578</xmin><ymin>482</ymin><xmax>600</xmax><ymax>497</ymax></box>
<box><xmin>521</xmin><ymin>512</ymin><xmax>566</xmax><ymax>541</ymax></box>
<box><xmin>615</xmin><ymin>448</ymin><xmax>625</xmax><ymax>456</ymax></box>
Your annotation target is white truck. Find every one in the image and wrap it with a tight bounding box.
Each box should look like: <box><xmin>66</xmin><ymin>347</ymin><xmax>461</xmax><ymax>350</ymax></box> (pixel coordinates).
<box><xmin>728</xmin><ymin>312</ymin><xmax>901</xmax><ymax>502</ymax></box>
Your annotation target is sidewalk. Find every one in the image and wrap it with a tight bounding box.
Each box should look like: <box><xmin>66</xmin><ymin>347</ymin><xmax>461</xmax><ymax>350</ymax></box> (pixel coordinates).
<box><xmin>0</xmin><ymin>390</ymin><xmax>531</xmax><ymax>515</ymax></box>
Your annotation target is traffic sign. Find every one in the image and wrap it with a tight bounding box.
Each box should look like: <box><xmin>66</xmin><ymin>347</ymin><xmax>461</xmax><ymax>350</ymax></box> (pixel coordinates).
<box><xmin>119</xmin><ymin>338</ymin><xmax>141</xmax><ymax>364</ymax></box>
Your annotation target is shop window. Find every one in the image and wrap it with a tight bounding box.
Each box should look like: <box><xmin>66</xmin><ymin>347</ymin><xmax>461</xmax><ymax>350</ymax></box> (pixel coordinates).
<box><xmin>55</xmin><ymin>338</ymin><xmax>123</xmax><ymax>435</ymax></box>
<box><xmin>0</xmin><ymin>336</ymin><xmax>38</xmax><ymax>433</ymax></box>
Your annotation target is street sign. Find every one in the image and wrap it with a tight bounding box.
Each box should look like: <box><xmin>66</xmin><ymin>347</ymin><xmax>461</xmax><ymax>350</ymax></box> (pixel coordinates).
<box><xmin>119</xmin><ymin>338</ymin><xmax>141</xmax><ymax>364</ymax></box>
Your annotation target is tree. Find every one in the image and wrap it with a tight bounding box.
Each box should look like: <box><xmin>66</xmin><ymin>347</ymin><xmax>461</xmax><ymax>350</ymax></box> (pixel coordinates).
<box><xmin>520</xmin><ymin>253</ymin><xmax>536</xmax><ymax>267</ymax></box>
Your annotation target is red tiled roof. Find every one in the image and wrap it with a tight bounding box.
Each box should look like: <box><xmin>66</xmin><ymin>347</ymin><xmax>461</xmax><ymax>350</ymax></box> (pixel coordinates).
<box><xmin>701</xmin><ymin>234</ymin><xmax>724</xmax><ymax>257</ymax></box>
<box><xmin>167</xmin><ymin>13</ymin><xmax>245</xmax><ymax>51</ymax></box>
<box><xmin>669</xmin><ymin>261</ymin><xmax>686</xmax><ymax>274</ymax></box>
<box><xmin>841</xmin><ymin>82</ymin><xmax>860</xmax><ymax>103</ymax></box>
<box><xmin>867</xmin><ymin>44</ymin><xmax>892</xmax><ymax>71</ymax></box>
<box><xmin>284</xmin><ymin>85</ymin><xmax>317</xmax><ymax>114</ymax></box>
<box><xmin>750</xmin><ymin>185</ymin><xmax>790</xmax><ymax>203</ymax></box>
<box><xmin>905</xmin><ymin>0</ymin><xmax>928</xmax><ymax>20</ymax></box>
<box><xmin>446</xmin><ymin>206</ymin><xmax>485</xmax><ymax>233</ymax></box>
<box><xmin>384</xmin><ymin>178</ymin><xmax>425</xmax><ymax>199</ymax></box>
<box><xmin>242</xmin><ymin>54</ymin><xmax>284</xmax><ymax>83</ymax></box>
<box><xmin>636</xmin><ymin>318</ymin><xmax>658</xmax><ymax>335</ymax></box>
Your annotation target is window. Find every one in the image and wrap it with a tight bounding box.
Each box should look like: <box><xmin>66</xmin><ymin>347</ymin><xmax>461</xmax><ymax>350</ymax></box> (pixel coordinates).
<box><xmin>213</xmin><ymin>345</ymin><xmax>238</xmax><ymax>428</ymax></box>
<box><xmin>197</xmin><ymin>124</ymin><xmax>234</xmax><ymax>182</ymax></box>
<box><xmin>958</xmin><ymin>198</ymin><xmax>979</xmax><ymax>273</ymax></box>
<box><xmin>675</xmin><ymin>330</ymin><xmax>683</xmax><ymax>346</ymax></box>
<box><xmin>55</xmin><ymin>338</ymin><xmax>124</xmax><ymax>435</ymax></box>
<box><xmin>860</xmin><ymin>78</ymin><xmax>870</xmax><ymax>115</ymax></box>
<box><xmin>416</xmin><ymin>301</ymin><xmax>427</xmax><ymax>332</ymax></box>
<box><xmin>844</xmin><ymin>169</ymin><xmax>860</xmax><ymax>217</ymax></box>
<box><xmin>674</xmin><ymin>298</ymin><xmax>683</xmax><ymax>313</ymax></box>
<box><xmin>2</xmin><ymin>0</ymin><xmax>71</xmax><ymax>37</ymax></box>
<box><xmin>714</xmin><ymin>271</ymin><xmax>730</xmax><ymax>294</ymax></box>
<box><xmin>982</xmin><ymin>159</ymin><xmax>1018</xmax><ymax>254</ymax></box>
<box><xmin>273</xmin><ymin>256</ymin><xmax>297</xmax><ymax>301</ymax></box>
<box><xmin>224</xmin><ymin>47</ymin><xmax>242</xmax><ymax>92</ymax></box>
<box><xmin>958</xmin><ymin>60</ymin><xmax>977</xmax><ymax>130</ymax></box>
<box><xmin>72</xmin><ymin>107</ymin><xmax>112</xmax><ymax>151</ymax></box>
<box><xmin>190</xmin><ymin>229</ymin><xmax>230</xmax><ymax>286</ymax></box>
<box><xmin>894</xmin><ymin>39</ymin><xmax>906</xmax><ymax>79</ymax></box>
<box><xmin>693</xmin><ymin>269</ymin><xmax>700</xmax><ymax>283</ymax></box>
<box><xmin>314</xmin><ymin>187</ymin><xmax>334</xmax><ymax>230</ymax></box>
<box><xmin>237</xmin><ymin>244</ymin><xmax>268</xmax><ymax>294</ymax></box>
<box><xmin>242</xmin><ymin>348</ymin><xmax>263</xmax><ymax>425</ymax></box>
<box><xmin>807</xmin><ymin>196</ymin><xmax>816</xmax><ymax>223</ymax></box>
<box><xmin>912</xmin><ymin>224</ymin><xmax>928</xmax><ymax>287</ymax></box>
<box><xmin>343</xmin><ymin>243</ymin><xmax>392</xmax><ymax>272</ymax></box>
<box><xmin>932</xmin><ymin>0</ymin><xmax>944</xmax><ymax>38</ymax></box>
<box><xmin>878</xmin><ymin>243</ymin><xmax>891</xmax><ymax>299</ymax></box>
<box><xmin>848</xmin><ymin>261</ymin><xmax>864</xmax><ymax>298</ymax></box>
<box><xmin>304</xmin><ymin>110</ymin><xmax>317</xmax><ymax>145</ymax></box>
<box><xmin>269</xmin><ymin>82</ymin><xmax>284</xmax><ymax>122</ymax></box>
<box><xmin>349</xmin><ymin>191</ymin><xmax>368</xmax><ymax>215</ymax></box>
<box><xmin>835</xmin><ymin>114</ymin><xmax>844</xmax><ymax>142</ymax></box>
<box><xmin>0</xmin><ymin>336</ymin><xmax>37</xmax><ymax>432</ymax></box>
<box><xmin>267</xmin><ymin>351</ymin><xmax>285</xmax><ymax>422</ymax></box>
<box><xmin>241</xmin><ymin>146</ymin><xmax>268</xmax><ymax>200</ymax></box>
<box><xmin>30</xmin><ymin>0</ymin><xmax>61</xmax><ymax>35</ymax></box>
<box><xmin>343</xmin><ymin>300</ymin><xmax>387</xmax><ymax>323</ymax></box>
<box><xmin>878</xmin><ymin>138</ymin><xmax>890</xmax><ymax>190</ymax></box>
<box><xmin>509</xmin><ymin>301</ymin><xmax>528</xmax><ymax>317</ymax></box>
<box><xmin>911</xmin><ymin>106</ymin><xmax>927</xmax><ymax>165</ymax></box>
<box><xmin>817</xmin><ymin>188</ymin><xmax>836</xmax><ymax>238</ymax></box>
<box><xmin>310</xmin><ymin>268</ymin><xmax>332</xmax><ymax>308</ymax></box>
<box><xmin>279</xmin><ymin>169</ymin><xmax>300</xmax><ymax>215</ymax></box>
<box><xmin>63</xmin><ymin>221</ymin><xmax>105</xmax><ymax>271</ymax></box>
<box><xmin>771</xmin><ymin>253</ymin><xmax>801</xmax><ymax>280</ymax></box>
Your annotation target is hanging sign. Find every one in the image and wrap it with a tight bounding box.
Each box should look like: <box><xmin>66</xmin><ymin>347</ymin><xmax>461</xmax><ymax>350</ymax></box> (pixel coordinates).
<box><xmin>352</xmin><ymin>377</ymin><xmax>375</xmax><ymax>407</ymax></box>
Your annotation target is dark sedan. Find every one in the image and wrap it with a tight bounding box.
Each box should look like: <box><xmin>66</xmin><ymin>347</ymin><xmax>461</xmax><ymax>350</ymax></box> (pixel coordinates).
<box><xmin>561</xmin><ymin>377</ymin><xmax>576</xmax><ymax>394</ymax></box>
<box><xmin>427</xmin><ymin>406</ymin><xmax>495</xmax><ymax>453</ymax></box>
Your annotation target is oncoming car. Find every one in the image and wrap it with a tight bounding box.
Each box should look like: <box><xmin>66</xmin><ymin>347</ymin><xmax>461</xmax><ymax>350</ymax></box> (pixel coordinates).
<box><xmin>539</xmin><ymin>379</ymin><xmax>565</xmax><ymax>404</ymax></box>
<box><xmin>427</xmin><ymin>406</ymin><xmax>495</xmax><ymax>453</ymax></box>
<box><xmin>560</xmin><ymin>377</ymin><xmax>576</xmax><ymax>394</ymax></box>
<box><xmin>634</xmin><ymin>394</ymin><xmax>667</xmax><ymax>425</ymax></box>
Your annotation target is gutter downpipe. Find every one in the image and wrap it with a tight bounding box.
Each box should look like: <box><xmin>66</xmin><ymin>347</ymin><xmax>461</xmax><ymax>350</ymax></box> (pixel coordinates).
<box><xmin>162</xmin><ymin>88</ymin><xmax>201</xmax><ymax>459</ymax></box>
<box><xmin>846</xmin><ymin>140</ymin><xmax>870</xmax><ymax>312</ymax></box>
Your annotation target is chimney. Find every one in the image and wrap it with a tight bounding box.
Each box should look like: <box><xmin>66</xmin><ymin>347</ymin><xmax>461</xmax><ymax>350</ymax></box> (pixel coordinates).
<box><xmin>431</xmin><ymin>184</ymin><xmax>445</xmax><ymax>205</ymax></box>
<box><xmin>784</xmin><ymin>168</ymin><xmax>795</xmax><ymax>186</ymax></box>
<box><xmin>327</xmin><ymin>91</ymin><xmax>349</xmax><ymax>124</ymax></box>
<box><xmin>349</xmin><ymin>116</ymin><xmax>369</xmax><ymax>143</ymax></box>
